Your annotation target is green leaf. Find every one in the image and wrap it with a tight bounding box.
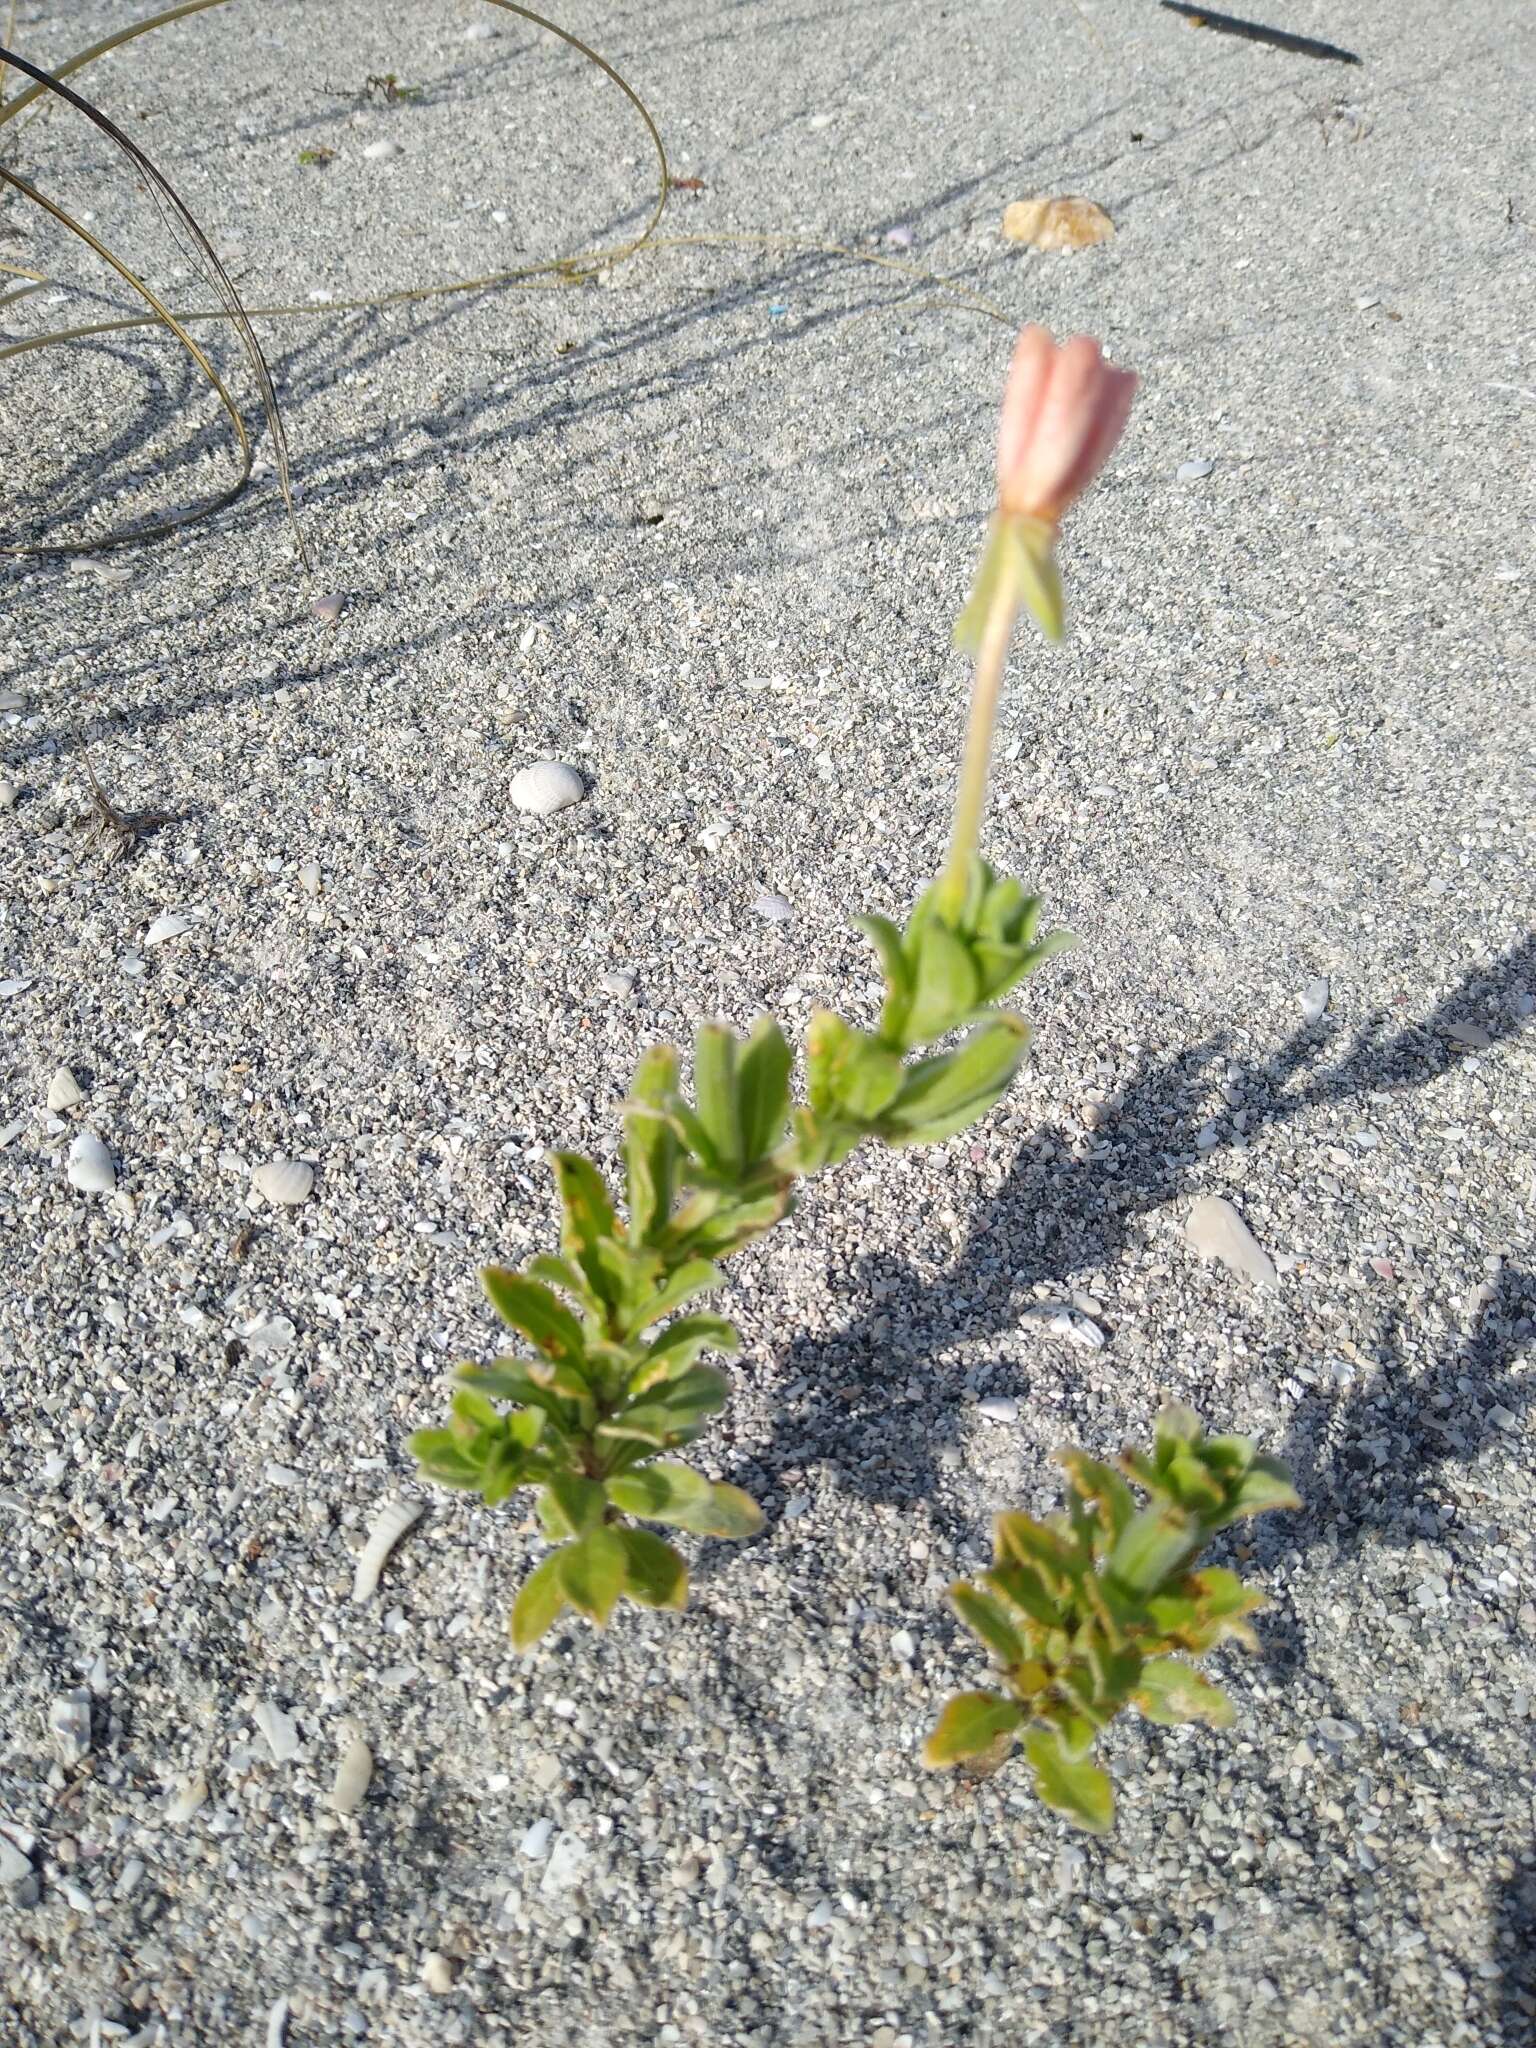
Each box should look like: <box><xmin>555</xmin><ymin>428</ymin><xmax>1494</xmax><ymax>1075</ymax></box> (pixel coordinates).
<box><xmin>1005</xmin><ymin>515</ymin><xmax>1065</xmax><ymax>644</ymax></box>
<box><xmin>623</xmin><ymin>1046</ymin><xmax>681</xmax><ymax>1245</ymax></box>
<box><xmin>922</xmin><ymin>1691</ymin><xmax>1024</xmax><ymax>1768</ymax></box>
<box><xmin>853</xmin><ymin>912</ymin><xmax>913</xmax><ymax>1018</ymax></box>
<box><xmin>629</xmin><ymin>1313</ymin><xmax>741</xmax><ymax>1393</ymax></box>
<box><xmin>953</xmin><ymin>519</ymin><xmax>1013</xmax><ymax>658</ymax></box>
<box><xmin>1023</xmin><ymin>1728</ymin><xmax>1113</xmax><ymax>1832</ymax></box>
<box><xmin>552</xmin><ymin>1151</ymin><xmax>620</xmax><ymax>1274</ymax></box>
<box><xmin>621</xmin><ymin>1257</ymin><xmax>723</xmax><ymax>1340</ymax></box>
<box><xmin>805</xmin><ymin>1009</ymin><xmax>851</xmax><ymax>1118</ymax></box>
<box><xmin>1105</xmin><ymin>1505</ymin><xmax>1204</xmax><ymax>1602</ymax></box>
<box><xmin>481</xmin><ymin>1268</ymin><xmax>587</xmax><ymax>1367</ymax></box>
<box><xmin>616</xmin><ymin>1527</ymin><xmax>688</xmax><ymax>1609</ymax></box>
<box><xmin>676</xmin><ymin>1184</ymin><xmax>793</xmax><ymax>1260</ymax></box>
<box><xmin>692</xmin><ymin>1024</ymin><xmax>741</xmax><ymax>1172</ymax></box>
<box><xmin>736</xmin><ymin>1018</ymin><xmax>793</xmax><ymax>1163</ymax></box>
<box><xmin>694</xmin><ymin>1482</ymin><xmax>764</xmax><ymax>1539</ymax></box>
<box><xmin>983</xmin><ymin>1562</ymin><xmax>1060</xmax><ymax>1630</ymax></box>
<box><xmin>1057</xmin><ymin>1452</ymin><xmax>1137</xmax><ymax>1543</ymax></box>
<box><xmin>904</xmin><ymin>921</ymin><xmax>982</xmax><ymax>1045</ymax></box>
<box><xmin>663</xmin><ymin>1480</ymin><xmax>765</xmax><ymax>1540</ymax></box>
<box><xmin>878</xmin><ymin>1016</ymin><xmax>1032</xmax><ymax>1145</ymax></box>
<box><xmin>558</xmin><ymin>1526</ymin><xmax>628</xmax><ymax>1627</ymax></box>
<box><xmin>528</xmin><ymin>1252</ymin><xmax>586</xmax><ymax>1300</ymax></box>
<box><xmin>409</xmin><ymin>1427</ymin><xmax>485</xmax><ymax>1489</ymax></box>
<box><xmin>951</xmin><ymin>1584</ymin><xmax>1025</xmax><ymax>1666</ymax></box>
<box><xmin>540</xmin><ymin>1472</ymin><xmax>607</xmax><ymax>1539</ymax></box>
<box><xmin>836</xmin><ymin>1032</ymin><xmax>907</xmax><ymax>1122</ymax></box>
<box><xmin>604</xmin><ymin>1461</ymin><xmax>712</xmax><ymax>1521</ymax></box>
<box><xmin>1134</xmin><ymin>1658</ymin><xmax>1236</xmax><ymax>1729</ymax></box>
<box><xmin>1223</xmin><ymin>1458</ymin><xmax>1301</xmax><ymax>1523</ymax></box>
<box><xmin>511</xmin><ymin>1551</ymin><xmax>569</xmax><ymax>1651</ymax></box>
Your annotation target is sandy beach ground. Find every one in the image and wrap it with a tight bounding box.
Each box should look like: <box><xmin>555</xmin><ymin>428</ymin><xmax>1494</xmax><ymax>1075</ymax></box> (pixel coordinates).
<box><xmin>1</xmin><ymin>1</ymin><xmax>1534</xmax><ymax>2041</ymax></box>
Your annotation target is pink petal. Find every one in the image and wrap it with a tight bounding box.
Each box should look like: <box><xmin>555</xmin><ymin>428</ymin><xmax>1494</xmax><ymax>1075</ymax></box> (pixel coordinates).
<box><xmin>1005</xmin><ymin>334</ymin><xmax>1107</xmax><ymax>519</ymax></box>
<box><xmin>1050</xmin><ymin>364</ymin><xmax>1137</xmax><ymax>514</ymax></box>
<box><xmin>995</xmin><ymin>325</ymin><xmax>1056</xmax><ymax>501</ymax></box>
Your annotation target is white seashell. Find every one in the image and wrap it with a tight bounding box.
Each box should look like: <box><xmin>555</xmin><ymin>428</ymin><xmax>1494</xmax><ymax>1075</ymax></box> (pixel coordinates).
<box><xmin>752</xmin><ymin>892</ymin><xmax>794</xmax><ymax>923</ymax></box>
<box><xmin>49</xmin><ymin>1689</ymin><xmax>92</xmax><ymax>1764</ymax></box>
<box><xmin>1444</xmin><ymin>1020</ymin><xmax>1491</xmax><ymax>1049</ymax></box>
<box><xmin>0</xmin><ymin>689</ymin><xmax>25</xmax><ymax>712</ymax></box>
<box><xmin>464</xmin><ymin>18</ymin><xmax>496</xmax><ymax>37</ymax></box>
<box><xmin>0</xmin><ymin>1835</ymin><xmax>33</xmax><ymax>1885</ymax></box>
<box><xmin>144</xmin><ymin>912</ymin><xmax>196</xmax><ymax>947</ymax></box>
<box><xmin>164</xmin><ymin>1771</ymin><xmax>208</xmax><ymax>1824</ymax></box>
<box><xmin>298</xmin><ymin>862</ymin><xmax>323</xmax><ymax>896</ymax></box>
<box><xmin>421</xmin><ymin>1954</ymin><xmax>457</xmax><ymax>1995</ymax></box>
<box><xmin>1049</xmin><ymin>1309</ymin><xmax>1106</xmax><ymax>1349</ymax></box>
<box><xmin>0</xmin><ymin>779</ymin><xmax>16</xmax><ymax>809</ymax></box>
<box><xmin>352</xmin><ymin>1496</ymin><xmax>424</xmax><ymax>1602</ymax></box>
<box><xmin>510</xmin><ymin>759</ymin><xmax>585</xmax><ymax>817</ymax></box>
<box><xmin>66</xmin><ymin>1131</ymin><xmax>116</xmax><ymax>1193</ymax></box>
<box><xmin>252</xmin><ymin>1158</ymin><xmax>315</xmax><ymax>1207</ymax></box>
<box><xmin>310</xmin><ymin>592</ymin><xmax>345</xmax><ymax>626</ymax></box>
<box><xmin>330</xmin><ymin>1738</ymin><xmax>373</xmax><ymax>1815</ymax></box>
<box><xmin>1185</xmin><ymin>1194</ymin><xmax>1278</xmax><ymax>1292</ymax></box>
<box><xmin>1299</xmin><ymin>976</ymin><xmax>1330</xmax><ymax>1024</ymax></box>
<box><xmin>600</xmin><ymin>969</ymin><xmax>636</xmax><ymax>998</ymax></box>
<box><xmin>1176</xmin><ymin>458</ymin><xmax>1215</xmax><ymax>482</ymax></box>
<box><xmin>977</xmin><ymin>1395</ymin><xmax>1019</xmax><ymax>1423</ymax></box>
<box><xmin>266</xmin><ymin>1997</ymin><xmax>290</xmax><ymax>2048</ymax></box>
<box><xmin>362</xmin><ymin>138</ymin><xmax>400</xmax><ymax>162</ymax></box>
<box><xmin>0</xmin><ymin>1118</ymin><xmax>25</xmax><ymax>1148</ymax></box>
<box><xmin>46</xmin><ymin>1067</ymin><xmax>84</xmax><ymax>1112</ymax></box>
<box><xmin>254</xmin><ymin>1700</ymin><xmax>301</xmax><ymax>1762</ymax></box>
<box><xmin>0</xmin><ymin>975</ymin><xmax>33</xmax><ymax>998</ymax></box>
<box><xmin>890</xmin><ymin>1628</ymin><xmax>916</xmax><ymax>1663</ymax></box>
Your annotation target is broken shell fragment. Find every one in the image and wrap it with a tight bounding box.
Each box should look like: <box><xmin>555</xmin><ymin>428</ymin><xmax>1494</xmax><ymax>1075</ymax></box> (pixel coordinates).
<box><xmin>352</xmin><ymin>1497</ymin><xmax>424</xmax><ymax>1602</ymax></box>
<box><xmin>66</xmin><ymin>1131</ymin><xmax>116</xmax><ymax>1193</ymax></box>
<box><xmin>1002</xmin><ymin>196</ymin><xmax>1115</xmax><ymax>251</ymax></box>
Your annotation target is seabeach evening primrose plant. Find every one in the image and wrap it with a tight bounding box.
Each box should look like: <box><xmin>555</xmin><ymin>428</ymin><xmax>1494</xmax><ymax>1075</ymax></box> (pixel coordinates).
<box><xmin>413</xmin><ymin>328</ymin><xmax>1295</xmax><ymax>1827</ymax></box>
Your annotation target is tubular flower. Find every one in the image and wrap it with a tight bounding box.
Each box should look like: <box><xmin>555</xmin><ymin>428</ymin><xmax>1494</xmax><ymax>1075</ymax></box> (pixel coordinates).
<box><xmin>956</xmin><ymin>326</ymin><xmax>1137</xmax><ymax>646</ymax></box>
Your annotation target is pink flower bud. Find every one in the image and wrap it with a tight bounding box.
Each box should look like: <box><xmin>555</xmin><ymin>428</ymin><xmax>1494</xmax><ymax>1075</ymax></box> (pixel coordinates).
<box><xmin>995</xmin><ymin>325</ymin><xmax>1136</xmax><ymax>529</ymax></box>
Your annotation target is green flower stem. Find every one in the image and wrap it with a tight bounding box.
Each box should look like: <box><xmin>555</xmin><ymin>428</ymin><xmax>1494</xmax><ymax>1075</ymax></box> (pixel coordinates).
<box><xmin>938</xmin><ymin>569</ymin><xmax>1021</xmax><ymax>922</ymax></box>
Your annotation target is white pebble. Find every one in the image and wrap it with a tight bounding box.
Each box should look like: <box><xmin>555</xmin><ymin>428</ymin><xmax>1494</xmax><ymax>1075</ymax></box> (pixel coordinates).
<box><xmin>254</xmin><ymin>1700</ymin><xmax>301</xmax><ymax>1763</ymax></box>
<box><xmin>298</xmin><ymin>862</ymin><xmax>323</xmax><ymax>896</ymax></box>
<box><xmin>1300</xmin><ymin>976</ymin><xmax>1330</xmax><ymax>1024</ymax></box>
<box><xmin>252</xmin><ymin>1157</ymin><xmax>315</xmax><ymax>1207</ymax></box>
<box><xmin>164</xmin><ymin>1771</ymin><xmax>208</xmax><ymax>1824</ymax></box>
<box><xmin>890</xmin><ymin>1629</ymin><xmax>916</xmax><ymax>1663</ymax></box>
<box><xmin>421</xmin><ymin>1953</ymin><xmax>456</xmax><ymax>1995</ymax></box>
<box><xmin>66</xmin><ymin>1131</ymin><xmax>116</xmax><ymax>1194</ymax></box>
<box><xmin>807</xmin><ymin>1897</ymin><xmax>834</xmax><ymax>1928</ymax></box>
<box><xmin>520</xmin><ymin>1817</ymin><xmax>555</xmax><ymax>1859</ymax></box>
<box><xmin>362</xmin><ymin>138</ymin><xmax>401</xmax><ymax>162</ymax></box>
<box><xmin>539</xmin><ymin>1833</ymin><xmax>591</xmax><ymax>1895</ymax></box>
<box><xmin>463</xmin><ymin>18</ymin><xmax>496</xmax><ymax>36</ymax></box>
<box><xmin>49</xmin><ymin>1689</ymin><xmax>92</xmax><ymax>1764</ymax></box>
<box><xmin>511</xmin><ymin>759</ymin><xmax>585</xmax><ymax>817</ymax></box>
<box><xmin>331</xmin><ymin>1739</ymin><xmax>373</xmax><ymax>1815</ymax></box>
<box><xmin>600</xmin><ymin>969</ymin><xmax>636</xmax><ymax>998</ymax></box>
<box><xmin>46</xmin><ymin>1067</ymin><xmax>84</xmax><ymax>1112</ymax></box>
<box><xmin>1177</xmin><ymin>458</ymin><xmax>1215</xmax><ymax>481</ymax></box>
<box><xmin>977</xmin><ymin>1395</ymin><xmax>1020</xmax><ymax>1423</ymax></box>
<box><xmin>0</xmin><ymin>780</ymin><xmax>16</xmax><ymax>809</ymax></box>
<box><xmin>0</xmin><ymin>1835</ymin><xmax>33</xmax><ymax>1885</ymax></box>
<box><xmin>0</xmin><ymin>689</ymin><xmax>25</xmax><ymax>711</ymax></box>
<box><xmin>1185</xmin><ymin>1194</ymin><xmax>1277</xmax><ymax>1292</ymax></box>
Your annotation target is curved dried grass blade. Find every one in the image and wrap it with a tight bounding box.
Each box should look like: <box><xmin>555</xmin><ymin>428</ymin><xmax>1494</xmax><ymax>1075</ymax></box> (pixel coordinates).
<box><xmin>0</xmin><ymin>39</ymin><xmax>301</xmax><ymax>562</ymax></box>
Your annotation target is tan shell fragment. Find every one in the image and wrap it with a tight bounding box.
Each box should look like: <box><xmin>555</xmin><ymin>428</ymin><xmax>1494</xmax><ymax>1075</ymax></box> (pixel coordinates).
<box><xmin>1002</xmin><ymin>196</ymin><xmax>1115</xmax><ymax>251</ymax></box>
<box><xmin>1185</xmin><ymin>1195</ymin><xmax>1278</xmax><ymax>1293</ymax></box>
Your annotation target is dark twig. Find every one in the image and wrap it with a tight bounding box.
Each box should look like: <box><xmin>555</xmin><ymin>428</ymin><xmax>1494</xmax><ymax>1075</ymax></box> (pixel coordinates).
<box><xmin>81</xmin><ymin>746</ymin><xmax>173</xmax><ymax>863</ymax></box>
<box><xmin>1160</xmin><ymin>1</ymin><xmax>1363</xmax><ymax>65</ymax></box>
